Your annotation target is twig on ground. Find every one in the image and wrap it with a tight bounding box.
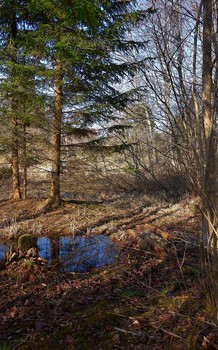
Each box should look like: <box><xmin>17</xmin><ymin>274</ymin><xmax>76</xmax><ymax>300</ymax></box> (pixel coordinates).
<box><xmin>150</xmin><ymin>324</ymin><xmax>186</xmax><ymax>340</ymax></box>
<box><xmin>114</xmin><ymin>327</ymin><xmax>143</xmax><ymax>336</ymax></box>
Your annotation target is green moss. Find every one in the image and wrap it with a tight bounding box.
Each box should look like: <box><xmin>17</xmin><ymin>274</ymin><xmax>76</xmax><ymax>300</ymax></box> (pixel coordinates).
<box><xmin>0</xmin><ymin>345</ymin><xmax>10</xmax><ymax>350</ymax></box>
<box><xmin>18</xmin><ymin>234</ymin><xmax>37</xmax><ymax>253</ymax></box>
<box><xmin>182</xmin><ymin>265</ymin><xmax>200</xmax><ymax>279</ymax></box>
<box><xmin>69</xmin><ymin>301</ymin><xmax>120</xmax><ymax>349</ymax></box>
<box><xmin>121</xmin><ymin>305</ymin><xmax>139</xmax><ymax>318</ymax></box>
<box><xmin>34</xmin><ymin>303</ymin><xmax>118</xmax><ymax>350</ymax></box>
<box><xmin>203</xmin><ymin>291</ymin><xmax>217</xmax><ymax>319</ymax></box>
<box><xmin>147</xmin><ymin>294</ymin><xmax>176</xmax><ymax>308</ymax></box>
<box><xmin>22</xmin><ymin>259</ymin><xmax>39</xmax><ymax>271</ymax></box>
<box><xmin>121</xmin><ymin>289</ymin><xmax>146</xmax><ymax>298</ymax></box>
<box><xmin>104</xmin><ymin>268</ymin><xmax>119</xmax><ymax>278</ymax></box>
<box><xmin>0</xmin><ymin>300</ymin><xmax>144</xmax><ymax>350</ymax></box>
<box><xmin>79</xmin><ymin>300</ymin><xmax>116</xmax><ymax>326</ymax></box>
<box><xmin>147</xmin><ymin>295</ymin><xmax>161</xmax><ymax>306</ymax></box>
<box><xmin>186</xmin><ymin>324</ymin><xmax>201</xmax><ymax>350</ymax></box>
<box><xmin>168</xmin><ymin>280</ymin><xmax>181</xmax><ymax>292</ymax></box>
<box><xmin>48</xmin><ymin>226</ymin><xmax>59</xmax><ymax>234</ymax></box>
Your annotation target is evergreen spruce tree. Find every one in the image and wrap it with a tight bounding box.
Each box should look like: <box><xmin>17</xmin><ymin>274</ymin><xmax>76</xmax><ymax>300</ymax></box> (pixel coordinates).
<box><xmin>1</xmin><ymin>0</ymin><xmax>147</xmax><ymax>205</ymax></box>
<box><xmin>0</xmin><ymin>0</ymin><xmax>45</xmax><ymax>199</ymax></box>
<box><xmin>0</xmin><ymin>0</ymin><xmax>22</xmax><ymax>199</ymax></box>
<box><xmin>31</xmin><ymin>0</ymin><xmax>146</xmax><ymax>207</ymax></box>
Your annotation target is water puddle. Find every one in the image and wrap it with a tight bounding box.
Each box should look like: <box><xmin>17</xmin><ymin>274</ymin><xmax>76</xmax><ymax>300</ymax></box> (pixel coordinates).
<box><xmin>0</xmin><ymin>235</ymin><xmax>118</xmax><ymax>272</ymax></box>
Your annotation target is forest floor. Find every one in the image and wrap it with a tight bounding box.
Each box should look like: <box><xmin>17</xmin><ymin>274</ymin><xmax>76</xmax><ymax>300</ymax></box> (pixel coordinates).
<box><xmin>0</xmin><ymin>194</ymin><xmax>217</xmax><ymax>350</ymax></box>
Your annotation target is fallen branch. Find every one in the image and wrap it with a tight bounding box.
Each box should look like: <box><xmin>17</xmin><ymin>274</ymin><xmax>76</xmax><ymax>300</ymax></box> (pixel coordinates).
<box><xmin>114</xmin><ymin>327</ymin><xmax>143</xmax><ymax>336</ymax></box>
<box><xmin>150</xmin><ymin>324</ymin><xmax>185</xmax><ymax>340</ymax></box>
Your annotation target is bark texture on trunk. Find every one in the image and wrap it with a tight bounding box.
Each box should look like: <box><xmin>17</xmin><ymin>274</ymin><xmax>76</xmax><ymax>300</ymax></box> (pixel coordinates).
<box><xmin>10</xmin><ymin>2</ymin><xmax>21</xmax><ymax>200</ymax></box>
<box><xmin>11</xmin><ymin>115</ymin><xmax>21</xmax><ymax>200</ymax></box>
<box><xmin>202</xmin><ymin>0</ymin><xmax>218</xmax><ymax>317</ymax></box>
<box><xmin>202</xmin><ymin>0</ymin><xmax>213</xmax><ymax>140</ymax></box>
<box><xmin>49</xmin><ymin>72</ymin><xmax>63</xmax><ymax>207</ymax></box>
<box><xmin>22</xmin><ymin>123</ymin><xmax>27</xmax><ymax>200</ymax></box>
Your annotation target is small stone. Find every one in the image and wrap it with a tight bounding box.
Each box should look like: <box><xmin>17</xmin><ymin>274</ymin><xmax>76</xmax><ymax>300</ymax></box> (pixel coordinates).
<box><xmin>26</xmin><ymin>248</ymin><xmax>38</xmax><ymax>258</ymax></box>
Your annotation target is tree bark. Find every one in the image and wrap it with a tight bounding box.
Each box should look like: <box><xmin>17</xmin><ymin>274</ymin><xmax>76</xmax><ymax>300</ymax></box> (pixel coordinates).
<box><xmin>49</xmin><ymin>70</ymin><xmax>63</xmax><ymax>207</ymax></box>
<box><xmin>202</xmin><ymin>0</ymin><xmax>213</xmax><ymax>141</ymax></box>
<box><xmin>10</xmin><ymin>5</ymin><xmax>21</xmax><ymax>200</ymax></box>
<box><xmin>11</xmin><ymin>113</ymin><xmax>21</xmax><ymax>200</ymax></box>
<box><xmin>22</xmin><ymin>122</ymin><xmax>27</xmax><ymax>199</ymax></box>
<box><xmin>202</xmin><ymin>0</ymin><xmax>218</xmax><ymax>317</ymax></box>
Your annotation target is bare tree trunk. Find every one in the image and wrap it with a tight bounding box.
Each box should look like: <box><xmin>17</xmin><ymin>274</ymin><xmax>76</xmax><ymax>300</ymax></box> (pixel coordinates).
<box><xmin>10</xmin><ymin>2</ymin><xmax>21</xmax><ymax>201</ymax></box>
<box><xmin>22</xmin><ymin>122</ymin><xmax>27</xmax><ymax>199</ymax></box>
<box><xmin>193</xmin><ymin>0</ymin><xmax>204</xmax><ymax>183</ymax></box>
<box><xmin>48</xmin><ymin>70</ymin><xmax>63</xmax><ymax>207</ymax></box>
<box><xmin>11</xmin><ymin>113</ymin><xmax>21</xmax><ymax>200</ymax></box>
<box><xmin>202</xmin><ymin>0</ymin><xmax>218</xmax><ymax>317</ymax></box>
<box><xmin>202</xmin><ymin>0</ymin><xmax>213</xmax><ymax>141</ymax></box>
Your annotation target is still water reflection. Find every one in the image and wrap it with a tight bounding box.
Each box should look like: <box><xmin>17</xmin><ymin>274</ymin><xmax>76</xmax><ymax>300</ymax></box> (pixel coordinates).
<box><xmin>0</xmin><ymin>235</ymin><xmax>118</xmax><ymax>272</ymax></box>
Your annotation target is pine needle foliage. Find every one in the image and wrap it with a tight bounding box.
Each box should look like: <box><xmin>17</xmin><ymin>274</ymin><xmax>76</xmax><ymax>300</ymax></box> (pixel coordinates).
<box><xmin>0</xmin><ymin>0</ymin><xmax>149</xmax><ymax>200</ymax></box>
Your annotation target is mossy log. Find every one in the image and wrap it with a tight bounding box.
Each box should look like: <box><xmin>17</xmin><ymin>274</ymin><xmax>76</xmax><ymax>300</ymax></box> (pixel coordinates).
<box><xmin>18</xmin><ymin>234</ymin><xmax>38</xmax><ymax>254</ymax></box>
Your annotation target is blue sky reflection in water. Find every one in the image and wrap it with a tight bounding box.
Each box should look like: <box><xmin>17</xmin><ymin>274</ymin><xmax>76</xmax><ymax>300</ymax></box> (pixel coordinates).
<box><xmin>0</xmin><ymin>244</ymin><xmax>9</xmax><ymax>260</ymax></box>
<box><xmin>0</xmin><ymin>235</ymin><xmax>118</xmax><ymax>272</ymax></box>
<box><xmin>38</xmin><ymin>235</ymin><xmax>118</xmax><ymax>272</ymax></box>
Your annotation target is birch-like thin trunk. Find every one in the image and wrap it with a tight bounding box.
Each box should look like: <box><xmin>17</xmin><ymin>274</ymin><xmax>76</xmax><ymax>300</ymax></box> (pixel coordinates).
<box><xmin>202</xmin><ymin>0</ymin><xmax>218</xmax><ymax>317</ymax></box>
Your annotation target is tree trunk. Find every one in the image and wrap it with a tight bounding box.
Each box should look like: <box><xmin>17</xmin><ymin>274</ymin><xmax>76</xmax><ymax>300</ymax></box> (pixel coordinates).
<box><xmin>10</xmin><ymin>2</ymin><xmax>21</xmax><ymax>201</ymax></box>
<box><xmin>22</xmin><ymin>122</ymin><xmax>27</xmax><ymax>199</ymax></box>
<box><xmin>202</xmin><ymin>0</ymin><xmax>218</xmax><ymax>317</ymax></box>
<box><xmin>49</xmin><ymin>71</ymin><xmax>63</xmax><ymax>207</ymax></box>
<box><xmin>11</xmin><ymin>114</ymin><xmax>21</xmax><ymax>200</ymax></box>
<box><xmin>50</xmin><ymin>237</ymin><xmax>60</xmax><ymax>266</ymax></box>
